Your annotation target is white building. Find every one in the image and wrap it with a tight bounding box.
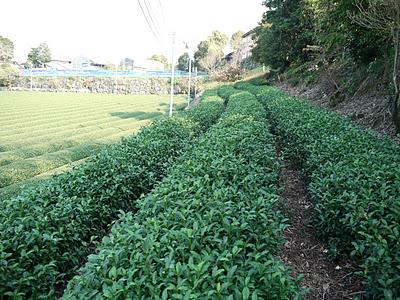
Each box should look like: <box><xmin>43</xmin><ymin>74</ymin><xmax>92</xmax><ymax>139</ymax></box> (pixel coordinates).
<box><xmin>242</xmin><ymin>29</ymin><xmax>256</xmax><ymax>59</ymax></box>
<box><xmin>133</xmin><ymin>59</ymin><xmax>165</xmax><ymax>72</ymax></box>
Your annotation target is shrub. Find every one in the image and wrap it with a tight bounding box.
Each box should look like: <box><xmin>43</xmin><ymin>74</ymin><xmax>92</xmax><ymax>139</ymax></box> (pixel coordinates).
<box><xmin>0</xmin><ymin>63</ymin><xmax>19</xmax><ymax>87</ymax></box>
<box><xmin>0</xmin><ymin>94</ymin><xmax>225</xmax><ymax>299</ymax></box>
<box><xmin>248</xmin><ymin>76</ymin><xmax>268</xmax><ymax>86</ymax></box>
<box><xmin>211</xmin><ymin>64</ymin><xmax>244</xmax><ymax>82</ymax></box>
<box><xmin>238</xmin><ymin>83</ymin><xmax>400</xmax><ymax>299</ymax></box>
<box><xmin>62</xmin><ymin>91</ymin><xmax>301</xmax><ymax>299</ymax></box>
<box><xmin>217</xmin><ymin>85</ymin><xmax>242</xmax><ymax>101</ymax></box>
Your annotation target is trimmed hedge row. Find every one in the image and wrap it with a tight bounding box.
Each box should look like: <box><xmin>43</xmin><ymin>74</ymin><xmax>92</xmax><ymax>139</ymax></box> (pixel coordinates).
<box><xmin>62</xmin><ymin>91</ymin><xmax>301</xmax><ymax>299</ymax></box>
<box><xmin>0</xmin><ymin>94</ymin><xmax>225</xmax><ymax>299</ymax></box>
<box><xmin>217</xmin><ymin>85</ymin><xmax>242</xmax><ymax>100</ymax></box>
<box><xmin>182</xmin><ymin>96</ymin><xmax>224</xmax><ymax>132</ymax></box>
<box><xmin>240</xmin><ymin>84</ymin><xmax>400</xmax><ymax>299</ymax></box>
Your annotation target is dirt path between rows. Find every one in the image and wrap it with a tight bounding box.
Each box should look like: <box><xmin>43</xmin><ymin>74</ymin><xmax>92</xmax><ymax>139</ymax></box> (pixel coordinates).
<box><xmin>278</xmin><ymin>154</ymin><xmax>366</xmax><ymax>299</ymax></box>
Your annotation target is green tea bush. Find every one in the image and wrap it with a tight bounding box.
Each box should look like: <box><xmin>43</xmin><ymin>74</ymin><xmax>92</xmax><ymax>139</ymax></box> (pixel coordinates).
<box><xmin>233</xmin><ymin>81</ymin><xmax>268</xmax><ymax>97</ymax></box>
<box><xmin>62</xmin><ymin>92</ymin><xmax>301</xmax><ymax>299</ymax></box>
<box><xmin>239</xmin><ymin>84</ymin><xmax>400</xmax><ymax>299</ymax></box>
<box><xmin>0</xmin><ymin>95</ymin><xmax>225</xmax><ymax>299</ymax></box>
<box><xmin>201</xmin><ymin>88</ymin><xmax>219</xmax><ymax>98</ymax></box>
<box><xmin>182</xmin><ymin>96</ymin><xmax>224</xmax><ymax>132</ymax></box>
<box><xmin>248</xmin><ymin>76</ymin><xmax>267</xmax><ymax>86</ymax></box>
<box><xmin>217</xmin><ymin>85</ymin><xmax>242</xmax><ymax>100</ymax></box>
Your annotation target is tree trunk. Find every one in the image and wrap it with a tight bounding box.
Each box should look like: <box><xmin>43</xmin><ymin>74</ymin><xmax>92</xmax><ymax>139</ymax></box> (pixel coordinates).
<box><xmin>392</xmin><ymin>28</ymin><xmax>400</xmax><ymax>133</ymax></box>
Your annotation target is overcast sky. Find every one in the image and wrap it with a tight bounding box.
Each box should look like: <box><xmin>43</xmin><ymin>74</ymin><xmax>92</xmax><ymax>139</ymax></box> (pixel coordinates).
<box><xmin>0</xmin><ymin>0</ymin><xmax>265</xmax><ymax>64</ymax></box>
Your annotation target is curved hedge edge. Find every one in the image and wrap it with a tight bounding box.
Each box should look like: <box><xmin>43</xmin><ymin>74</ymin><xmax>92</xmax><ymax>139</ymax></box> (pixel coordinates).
<box><xmin>0</xmin><ymin>94</ymin><xmax>225</xmax><ymax>299</ymax></box>
<box><xmin>217</xmin><ymin>85</ymin><xmax>243</xmax><ymax>101</ymax></box>
<box><xmin>236</xmin><ymin>82</ymin><xmax>400</xmax><ymax>299</ymax></box>
<box><xmin>61</xmin><ymin>91</ymin><xmax>302</xmax><ymax>299</ymax></box>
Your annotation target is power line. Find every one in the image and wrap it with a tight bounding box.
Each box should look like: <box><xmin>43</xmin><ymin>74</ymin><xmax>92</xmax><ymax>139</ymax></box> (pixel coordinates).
<box><xmin>143</xmin><ymin>0</ymin><xmax>162</xmax><ymax>37</ymax></box>
<box><xmin>137</xmin><ymin>0</ymin><xmax>160</xmax><ymax>41</ymax></box>
<box><xmin>157</xmin><ymin>0</ymin><xmax>167</xmax><ymax>27</ymax></box>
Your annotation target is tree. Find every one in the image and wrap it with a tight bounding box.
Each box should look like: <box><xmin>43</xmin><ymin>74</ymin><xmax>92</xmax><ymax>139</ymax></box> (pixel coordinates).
<box><xmin>194</xmin><ymin>40</ymin><xmax>210</xmax><ymax>69</ymax></box>
<box><xmin>148</xmin><ymin>54</ymin><xmax>171</xmax><ymax>70</ymax></box>
<box><xmin>230</xmin><ymin>31</ymin><xmax>246</xmax><ymax>65</ymax></box>
<box><xmin>0</xmin><ymin>63</ymin><xmax>19</xmax><ymax>87</ymax></box>
<box><xmin>0</xmin><ymin>36</ymin><xmax>17</xmax><ymax>87</ymax></box>
<box><xmin>198</xmin><ymin>45</ymin><xmax>224</xmax><ymax>73</ymax></box>
<box><xmin>252</xmin><ymin>0</ymin><xmax>314</xmax><ymax>72</ymax></box>
<box><xmin>351</xmin><ymin>0</ymin><xmax>400</xmax><ymax>132</ymax></box>
<box><xmin>0</xmin><ymin>36</ymin><xmax>14</xmax><ymax>62</ymax></box>
<box><xmin>27</xmin><ymin>43</ymin><xmax>51</xmax><ymax>68</ymax></box>
<box><xmin>208</xmin><ymin>30</ymin><xmax>228</xmax><ymax>49</ymax></box>
<box><xmin>177</xmin><ymin>52</ymin><xmax>190</xmax><ymax>72</ymax></box>
<box><xmin>120</xmin><ymin>58</ymin><xmax>134</xmax><ymax>69</ymax></box>
<box><xmin>194</xmin><ymin>30</ymin><xmax>228</xmax><ymax>72</ymax></box>
<box><xmin>230</xmin><ymin>31</ymin><xmax>245</xmax><ymax>51</ymax></box>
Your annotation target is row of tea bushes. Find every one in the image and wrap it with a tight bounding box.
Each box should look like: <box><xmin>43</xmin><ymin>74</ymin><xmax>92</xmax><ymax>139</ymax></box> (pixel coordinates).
<box><xmin>217</xmin><ymin>85</ymin><xmax>242</xmax><ymax>100</ymax></box>
<box><xmin>62</xmin><ymin>91</ymin><xmax>301</xmax><ymax>299</ymax></box>
<box><xmin>0</xmin><ymin>94</ymin><xmax>225</xmax><ymax>299</ymax></box>
<box><xmin>239</xmin><ymin>83</ymin><xmax>400</xmax><ymax>299</ymax></box>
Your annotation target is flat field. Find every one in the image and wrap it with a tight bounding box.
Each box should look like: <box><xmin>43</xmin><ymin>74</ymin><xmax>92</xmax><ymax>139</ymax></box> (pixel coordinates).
<box><xmin>0</xmin><ymin>91</ymin><xmax>185</xmax><ymax>198</ymax></box>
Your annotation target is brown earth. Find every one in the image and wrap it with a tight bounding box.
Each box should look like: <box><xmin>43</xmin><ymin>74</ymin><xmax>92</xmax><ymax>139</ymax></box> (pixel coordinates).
<box><xmin>277</xmin><ymin>148</ymin><xmax>366</xmax><ymax>299</ymax></box>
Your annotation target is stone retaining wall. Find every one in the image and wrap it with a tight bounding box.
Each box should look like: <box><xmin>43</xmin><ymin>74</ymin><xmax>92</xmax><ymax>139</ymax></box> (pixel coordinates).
<box><xmin>3</xmin><ymin>76</ymin><xmax>199</xmax><ymax>94</ymax></box>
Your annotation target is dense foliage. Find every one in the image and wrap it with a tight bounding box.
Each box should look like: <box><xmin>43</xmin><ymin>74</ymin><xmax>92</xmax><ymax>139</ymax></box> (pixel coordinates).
<box><xmin>217</xmin><ymin>85</ymin><xmax>242</xmax><ymax>100</ymax></box>
<box><xmin>252</xmin><ymin>0</ymin><xmax>400</xmax><ymax>131</ymax></box>
<box><xmin>252</xmin><ymin>0</ymin><xmax>384</xmax><ymax>73</ymax></box>
<box><xmin>177</xmin><ymin>52</ymin><xmax>190</xmax><ymax>72</ymax></box>
<box><xmin>0</xmin><ymin>35</ymin><xmax>17</xmax><ymax>87</ymax></box>
<box><xmin>0</xmin><ymin>35</ymin><xmax>14</xmax><ymax>62</ymax></box>
<box><xmin>27</xmin><ymin>43</ymin><xmax>51</xmax><ymax>68</ymax></box>
<box><xmin>0</xmin><ymin>94</ymin><xmax>225</xmax><ymax>299</ymax></box>
<box><xmin>238</xmin><ymin>82</ymin><xmax>400</xmax><ymax>299</ymax></box>
<box><xmin>252</xmin><ymin>0</ymin><xmax>313</xmax><ymax>71</ymax></box>
<box><xmin>62</xmin><ymin>90</ymin><xmax>301</xmax><ymax>299</ymax></box>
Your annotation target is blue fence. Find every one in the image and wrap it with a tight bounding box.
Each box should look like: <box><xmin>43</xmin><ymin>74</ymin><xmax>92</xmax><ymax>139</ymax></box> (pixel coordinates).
<box><xmin>20</xmin><ymin>69</ymin><xmax>207</xmax><ymax>78</ymax></box>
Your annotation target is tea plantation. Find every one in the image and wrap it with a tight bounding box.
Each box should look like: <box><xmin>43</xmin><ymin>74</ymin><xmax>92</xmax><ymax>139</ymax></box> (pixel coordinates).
<box><xmin>0</xmin><ymin>92</ymin><xmax>186</xmax><ymax>198</ymax></box>
<box><xmin>0</xmin><ymin>82</ymin><xmax>399</xmax><ymax>299</ymax></box>
<box><xmin>236</xmin><ymin>81</ymin><xmax>400</xmax><ymax>299</ymax></box>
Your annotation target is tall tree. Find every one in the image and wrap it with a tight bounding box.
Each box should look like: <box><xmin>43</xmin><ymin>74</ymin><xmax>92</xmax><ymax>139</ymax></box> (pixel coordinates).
<box><xmin>148</xmin><ymin>54</ymin><xmax>171</xmax><ymax>70</ymax></box>
<box><xmin>0</xmin><ymin>36</ymin><xmax>17</xmax><ymax>87</ymax></box>
<box><xmin>177</xmin><ymin>52</ymin><xmax>190</xmax><ymax>72</ymax></box>
<box><xmin>252</xmin><ymin>0</ymin><xmax>314</xmax><ymax>71</ymax></box>
<box><xmin>198</xmin><ymin>46</ymin><xmax>224</xmax><ymax>73</ymax></box>
<box><xmin>230</xmin><ymin>30</ymin><xmax>246</xmax><ymax>65</ymax></box>
<box><xmin>27</xmin><ymin>43</ymin><xmax>51</xmax><ymax>68</ymax></box>
<box><xmin>0</xmin><ymin>35</ymin><xmax>14</xmax><ymax>62</ymax></box>
<box><xmin>194</xmin><ymin>30</ymin><xmax>228</xmax><ymax>72</ymax></box>
<box><xmin>230</xmin><ymin>31</ymin><xmax>245</xmax><ymax>51</ymax></box>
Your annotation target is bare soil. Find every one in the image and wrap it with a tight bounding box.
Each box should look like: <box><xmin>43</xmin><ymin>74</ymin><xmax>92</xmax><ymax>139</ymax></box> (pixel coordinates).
<box><xmin>277</xmin><ymin>153</ymin><xmax>366</xmax><ymax>299</ymax></box>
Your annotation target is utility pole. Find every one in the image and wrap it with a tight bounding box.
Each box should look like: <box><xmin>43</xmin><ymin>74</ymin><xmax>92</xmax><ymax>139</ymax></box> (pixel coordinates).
<box><xmin>194</xmin><ymin>67</ymin><xmax>198</xmax><ymax>100</ymax></box>
<box><xmin>169</xmin><ymin>32</ymin><xmax>176</xmax><ymax>117</ymax></box>
<box><xmin>30</xmin><ymin>64</ymin><xmax>33</xmax><ymax>91</ymax></box>
<box><xmin>187</xmin><ymin>54</ymin><xmax>192</xmax><ymax>108</ymax></box>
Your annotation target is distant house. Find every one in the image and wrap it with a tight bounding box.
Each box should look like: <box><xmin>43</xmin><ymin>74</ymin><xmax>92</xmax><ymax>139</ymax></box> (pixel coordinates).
<box><xmin>71</xmin><ymin>56</ymin><xmax>106</xmax><ymax>70</ymax></box>
<box><xmin>47</xmin><ymin>60</ymin><xmax>73</xmax><ymax>70</ymax></box>
<box><xmin>134</xmin><ymin>60</ymin><xmax>165</xmax><ymax>72</ymax></box>
<box><xmin>242</xmin><ymin>29</ymin><xmax>256</xmax><ymax>60</ymax></box>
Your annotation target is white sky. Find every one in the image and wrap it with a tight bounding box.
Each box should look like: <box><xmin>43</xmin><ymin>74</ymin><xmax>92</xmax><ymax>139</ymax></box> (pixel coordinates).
<box><xmin>0</xmin><ymin>0</ymin><xmax>265</xmax><ymax>64</ymax></box>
